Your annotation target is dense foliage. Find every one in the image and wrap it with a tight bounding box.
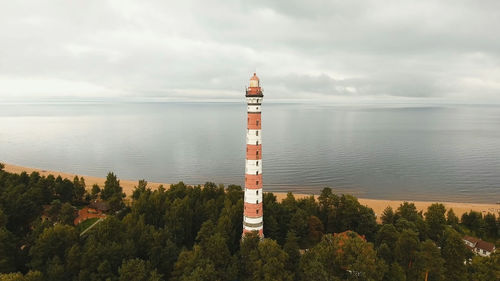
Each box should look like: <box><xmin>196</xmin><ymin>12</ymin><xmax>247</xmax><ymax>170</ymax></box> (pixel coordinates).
<box><xmin>0</xmin><ymin>164</ymin><xmax>498</xmax><ymax>281</ymax></box>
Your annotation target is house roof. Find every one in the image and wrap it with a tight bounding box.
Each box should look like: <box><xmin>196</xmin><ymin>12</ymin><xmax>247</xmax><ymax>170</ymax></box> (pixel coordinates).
<box><xmin>463</xmin><ymin>235</ymin><xmax>480</xmax><ymax>244</ymax></box>
<box><xmin>463</xmin><ymin>235</ymin><xmax>495</xmax><ymax>252</ymax></box>
<box><xmin>476</xmin><ymin>240</ymin><xmax>495</xmax><ymax>252</ymax></box>
<box><xmin>89</xmin><ymin>200</ymin><xmax>110</xmax><ymax>212</ymax></box>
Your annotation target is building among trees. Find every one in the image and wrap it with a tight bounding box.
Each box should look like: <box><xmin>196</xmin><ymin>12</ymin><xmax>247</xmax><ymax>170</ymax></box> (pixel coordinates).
<box><xmin>463</xmin><ymin>235</ymin><xmax>496</xmax><ymax>257</ymax></box>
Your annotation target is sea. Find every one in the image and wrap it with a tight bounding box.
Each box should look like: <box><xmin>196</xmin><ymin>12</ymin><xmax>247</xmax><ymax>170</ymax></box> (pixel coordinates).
<box><xmin>1</xmin><ymin>101</ymin><xmax>499</xmax><ymax>203</ymax></box>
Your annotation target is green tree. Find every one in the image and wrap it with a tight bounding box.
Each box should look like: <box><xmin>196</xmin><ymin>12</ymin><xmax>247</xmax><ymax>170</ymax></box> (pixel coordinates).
<box><xmin>288</xmin><ymin>209</ymin><xmax>309</xmax><ymax>246</ymax></box>
<box><xmin>307</xmin><ymin>215</ymin><xmax>324</xmax><ymax>246</ymax></box>
<box><xmin>90</xmin><ymin>184</ymin><xmax>101</xmax><ymax>199</ymax></box>
<box><xmin>383</xmin><ymin>262</ymin><xmax>406</xmax><ymax>281</ymax></box>
<box><xmin>58</xmin><ymin>203</ymin><xmax>76</xmax><ymax>225</ymax></box>
<box><xmin>461</xmin><ymin>211</ymin><xmax>483</xmax><ymax>236</ymax></box>
<box><xmin>483</xmin><ymin>213</ymin><xmax>497</xmax><ymax>240</ymax></box>
<box><xmin>119</xmin><ymin>258</ymin><xmax>162</xmax><ymax>281</ymax></box>
<box><xmin>301</xmin><ymin>232</ymin><xmax>382</xmax><ymax>281</ymax></box>
<box><xmin>394</xmin><ymin>229</ymin><xmax>419</xmax><ymax>272</ymax></box>
<box><xmin>72</xmin><ymin>176</ymin><xmax>85</xmax><ymax>203</ymax></box>
<box><xmin>29</xmin><ymin>224</ymin><xmax>79</xmax><ymax>271</ymax></box>
<box><xmin>415</xmin><ymin>240</ymin><xmax>445</xmax><ymax>281</ymax></box>
<box><xmin>0</xmin><ymin>228</ymin><xmax>17</xmax><ymax>273</ymax></box>
<box><xmin>132</xmin><ymin>180</ymin><xmax>148</xmax><ymax>201</ymax></box>
<box><xmin>424</xmin><ymin>203</ymin><xmax>446</xmax><ymax>241</ymax></box>
<box><xmin>376</xmin><ymin>224</ymin><xmax>399</xmax><ymax>248</ymax></box>
<box><xmin>446</xmin><ymin>208</ymin><xmax>459</xmax><ymax>228</ymax></box>
<box><xmin>101</xmin><ymin>172</ymin><xmax>124</xmax><ymax>201</ymax></box>
<box><xmin>396</xmin><ymin>202</ymin><xmax>419</xmax><ymax>223</ymax></box>
<box><xmin>381</xmin><ymin>206</ymin><xmax>395</xmax><ymax>225</ymax></box>
<box><xmin>0</xmin><ymin>271</ymin><xmax>43</xmax><ymax>281</ymax></box>
<box><xmin>467</xmin><ymin>252</ymin><xmax>500</xmax><ymax>281</ymax></box>
<box><xmin>240</xmin><ymin>233</ymin><xmax>293</xmax><ymax>281</ymax></box>
<box><xmin>441</xmin><ymin>229</ymin><xmax>468</xmax><ymax>281</ymax></box>
<box><xmin>283</xmin><ymin>231</ymin><xmax>300</xmax><ymax>276</ymax></box>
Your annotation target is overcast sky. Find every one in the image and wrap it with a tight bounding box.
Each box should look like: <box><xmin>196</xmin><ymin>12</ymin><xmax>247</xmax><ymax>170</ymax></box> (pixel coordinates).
<box><xmin>1</xmin><ymin>0</ymin><xmax>499</xmax><ymax>103</ymax></box>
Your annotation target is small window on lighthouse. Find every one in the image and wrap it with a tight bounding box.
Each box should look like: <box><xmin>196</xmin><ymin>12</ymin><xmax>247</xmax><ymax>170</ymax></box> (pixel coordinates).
<box><xmin>256</xmin><ymin>161</ymin><xmax>259</xmax><ymax>166</ymax></box>
<box><xmin>256</xmin><ymin>200</ymin><xmax>259</xmax><ymax>204</ymax></box>
<box><xmin>256</xmin><ymin>209</ymin><xmax>259</xmax><ymax>214</ymax></box>
<box><xmin>256</xmin><ymin>190</ymin><xmax>258</xmax><ymax>195</ymax></box>
<box><xmin>256</xmin><ymin>141</ymin><xmax>259</xmax><ymax>145</ymax></box>
<box><xmin>256</xmin><ymin>181</ymin><xmax>259</xmax><ymax>185</ymax></box>
<box><xmin>256</xmin><ymin>131</ymin><xmax>259</xmax><ymax>136</ymax></box>
<box><xmin>256</xmin><ymin>121</ymin><xmax>259</xmax><ymax>126</ymax></box>
<box><xmin>256</xmin><ymin>171</ymin><xmax>259</xmax><ymax>175</ymax></box>
<box><xmin>256</xmin><ymin>151</ymin><xmax>259</xmax><ymax>156</ymax></box>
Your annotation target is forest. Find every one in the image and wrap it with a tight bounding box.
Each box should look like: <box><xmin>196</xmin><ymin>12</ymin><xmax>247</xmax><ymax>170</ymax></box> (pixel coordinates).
<box><xmin>0</xmin><ymin>163</ymin><xmax>498</xmax><ymax>281</ymax></box>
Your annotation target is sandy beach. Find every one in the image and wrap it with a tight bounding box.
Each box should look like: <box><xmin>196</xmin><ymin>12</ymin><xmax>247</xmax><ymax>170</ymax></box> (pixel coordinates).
<box><xmin>3</xmin><ymin>163</ymin><xmax>499</xmax><ymax>220</ymax></box>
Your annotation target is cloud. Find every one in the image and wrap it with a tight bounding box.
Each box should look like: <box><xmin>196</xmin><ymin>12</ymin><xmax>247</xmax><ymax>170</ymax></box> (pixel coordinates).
<box><xmin>0</xmin><ymin>0</ymin><xmax>499</xmax><ymax>103</ymax></box>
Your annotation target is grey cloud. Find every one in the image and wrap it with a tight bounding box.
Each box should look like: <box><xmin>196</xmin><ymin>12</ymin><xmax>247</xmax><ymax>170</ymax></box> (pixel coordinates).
<box><xmin>0</xmin><ymin>0</ymin><xmax>499</xmax><ymax>103</ymax></box>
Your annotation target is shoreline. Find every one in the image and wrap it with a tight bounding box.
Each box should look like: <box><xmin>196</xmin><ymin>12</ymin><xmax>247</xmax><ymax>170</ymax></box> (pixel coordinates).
<box><xmin>3</xmin><ymin>163</ymin><xmax>499</xmax><ymax>220</ymax></box>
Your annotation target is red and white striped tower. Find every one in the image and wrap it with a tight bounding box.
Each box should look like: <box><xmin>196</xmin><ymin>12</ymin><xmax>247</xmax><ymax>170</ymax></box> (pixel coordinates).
<box><xmin>243</xmin><ymin>73</ymin><xmax>264</xmax><ymax>237</ymax></box>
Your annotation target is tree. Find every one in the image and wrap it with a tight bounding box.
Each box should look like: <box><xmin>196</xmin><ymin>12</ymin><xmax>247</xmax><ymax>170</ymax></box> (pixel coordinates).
<box><xmin>119</xmin><ymin>258</ymin><xmax>162</xmax><ymax>281</ymax></box>
<box><xmin>90</xmin><ymin>184</ymin><xmax>101</xmax><ymax>199</ymax></box>
<box><xmin>0</xmin><ymin>228</ymin><xmax>17</xmax><ymax>273</ymax></box>
<box><xmin>307</xmin><ymin>215</ymin><xmax>324</xmax><ymax>246</ymax></box>
<box><xmin>395</xmin><ymin>202</ymin><xmax>419</xmax><ymax>222</ymax></box>
<box><xmin>101</xmin><ymin>172</ymin><xmax>124</xmax><ymax>201</ymax></box>
<box><xmin>171</xmin><ymin>233</ymin><xmax>231</xmax><ymax>281</ymax></box>
<box><xmin>288</xmin><ymin>209</ymin><xmax>309</xmax><ymax>246</ymax></box>
<box><xmin>29</xmin><ymin>225</ymin><xmax>78</xmax><ymax>274</ymax></box>
<box><xmin>58</xmin><ymin>203</ymin><xmax>76</xmax><ymax>225</ymax></box>
<box><xmin>467</xmin><ymin>252</ymin><xmax>500</xmax><ymax>281</ymax></box>
<box><xmin>240</xmin><ymin>234</ymin><xmax>293</xmax><ymax>281</ymax></box>
<box><xmin>415</xmin><ymin>240</ymin><xmax>445</xmax><ymax>281</ymax></box>
<box><xmin>441</xmin><ymin>229</ymin><xmax>468</xmax><ymax>281</ymax></box>
<box><xmin>72</xmin><ymin>176</ymin><xmax>85</xmax><ymax>203</ymax></box>
<box><xmin>0</xmin><ymin>271</ymin><xmax>43</xmax><ymax>281</ymax></box>
<box><xmin>283</xmin><ymin>231</ymin><xmax>300</xmax><ymax>275</ymax></box>
<box><xmin>318</xmin><ymin>188</ymin><xmax>339</xmax><ymax>231</ymax></box>
<box><xmin>0</xmin><ymin>210</ymin><xmax>6</xmax><ymax>228</ymax></box>
<box><xmin>54</xmin><ymin>177</ymin><xmax>74</xmax><ymax>203</ymax></box>
<box><xmin>376</xmin><ymin>224</ymin><xmax>399</xmax><ymax>248</ymax></box>
<box><xmin>132</xmin><ymin>180</ymin><xmax>148</xmax><ymax>201</ymax></box>
<box><xmin>384</xmin><ymin>262</ymin><xmax>406</xmax><ymax>281</ymax></box>
<box><xmin>381</xmin><ymin>206</ymin><xmax>395</xmax><ymax>225</ymax></box>
<box><xmin>394</xmin><ymin>229</ymin><xmax>419</xmax><ymax>272</ymax></box>
<box><xmin>301</xmin><ymin>232</ymin><xmax>382</xmax><ymax>281</ymax></box>
<box><xmin>483</xmin><ymin>213</ymin><xmax>497</xmax><ymax>240</ymax></box>
<box><xmin>461</xmin><ymin>211</ymin><xmax>483</xmax><ymax>236</ymax></box>
<box><xmin>47</xmin><ymin>200</ymin><xmax>62</xmax><ymax>221</ymax></box>
<box><xmin>424</xmin><ymin>203</ymin><xmax>446</xmax><ymax>242</ymax></box>
<box><xmin>446</xmin><ymin>208</ymin><xmax>459</xmax><ymax>227</ymax></box>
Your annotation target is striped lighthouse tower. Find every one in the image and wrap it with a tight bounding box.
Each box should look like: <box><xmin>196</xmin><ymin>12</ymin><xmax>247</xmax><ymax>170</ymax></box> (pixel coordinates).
<box><xmin>243</xmin><ymin>73</ymin><xmax>264</xmax><ymax>238</ymax></box>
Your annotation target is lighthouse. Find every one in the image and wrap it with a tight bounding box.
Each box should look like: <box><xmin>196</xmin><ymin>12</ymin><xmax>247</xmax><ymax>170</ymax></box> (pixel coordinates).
<box><xmin>243</xmin><ymin>73</ymin><xmax>264</xmax><ymax>237</ymax></box>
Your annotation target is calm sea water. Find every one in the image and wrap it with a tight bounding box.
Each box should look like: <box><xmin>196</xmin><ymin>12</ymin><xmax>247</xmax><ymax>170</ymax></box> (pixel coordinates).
<box><xmin>1</xmin><ymin>102</ymin><xmax>499</xmax><ymax>203</ymax></box>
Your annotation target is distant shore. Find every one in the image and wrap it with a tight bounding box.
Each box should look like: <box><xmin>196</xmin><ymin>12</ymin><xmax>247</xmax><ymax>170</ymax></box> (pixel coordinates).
<box><xmin>3</xmin><ymin>163</ymin><xmax>499</xmax><ymax>220</ymax></box>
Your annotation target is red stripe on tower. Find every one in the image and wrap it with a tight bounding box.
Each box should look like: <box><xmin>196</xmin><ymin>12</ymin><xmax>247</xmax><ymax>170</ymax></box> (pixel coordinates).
<box><xmin>243</xmin><ymin>73</ymin><xmax>264</xmax><ymax>238</ymax></box>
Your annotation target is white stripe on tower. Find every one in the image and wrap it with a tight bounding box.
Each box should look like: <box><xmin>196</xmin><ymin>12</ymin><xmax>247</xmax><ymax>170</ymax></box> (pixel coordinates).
<box><xmin>243</xmin><ymin>73</ymin><xmax>264</xmax><ymax>238</ymax></box>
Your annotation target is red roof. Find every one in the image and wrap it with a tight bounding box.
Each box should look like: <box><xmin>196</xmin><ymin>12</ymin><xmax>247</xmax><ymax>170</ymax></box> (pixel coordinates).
<box><xmin>476</xmin><ymin>240</ymin><xmax>495</xmax><ymax>252</ymax></box>
<box><xmin>463</xmin><ymin>235</ymin><xmax>495</xmax><ymax>253</ymax></box>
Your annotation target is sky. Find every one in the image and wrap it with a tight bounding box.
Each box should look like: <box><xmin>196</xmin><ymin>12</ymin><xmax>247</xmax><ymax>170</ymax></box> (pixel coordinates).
<box><xmin>1</xmin><ymin>0</ymin><xmax>499</xmax><ymax>103</ymax></box>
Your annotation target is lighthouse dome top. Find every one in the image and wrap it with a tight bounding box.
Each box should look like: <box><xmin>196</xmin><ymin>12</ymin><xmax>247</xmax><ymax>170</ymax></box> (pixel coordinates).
<box><xmin>249</xmin><ymin>73</ymin><xmax>260</xmax><ymax>87</ymax></box>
